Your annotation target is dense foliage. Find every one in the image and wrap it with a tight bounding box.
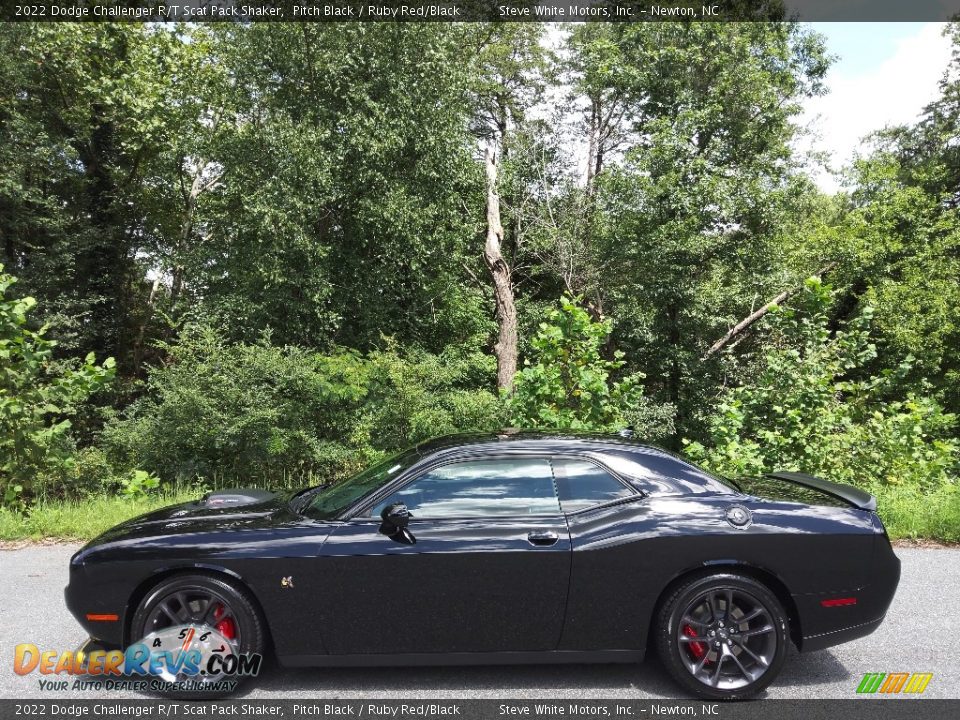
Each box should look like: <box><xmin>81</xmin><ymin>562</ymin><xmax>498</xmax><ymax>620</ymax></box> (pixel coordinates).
<box><xmin>105</xmin><ymin>327</ymin><xmax>501</xmax><ymax>486</ymax></box>
<box><xmin>685</xmin><ymin>280</ymin><xmax>958</xmax><ymax>491</ymax></box>
<box><xmin>508</xmin><ymin>297</ymin><xmax>673</xmax><ymax>436</ymax></box>
<box><xmin>0</xmin><ymin>22</ymin><xmax>957</xmax><ymax>539</ymax></box>
<box><xmin>0</xmin><ymin>267</ymin><xmax>114</xmax><ymax>506</ymax></box>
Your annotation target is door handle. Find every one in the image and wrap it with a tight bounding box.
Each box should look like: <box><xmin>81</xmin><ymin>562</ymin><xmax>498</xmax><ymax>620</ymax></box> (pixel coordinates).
<box><xmin>527</xmin><ymin>530</ymin><xmax>559</xmax><ymax>547</ymax></box>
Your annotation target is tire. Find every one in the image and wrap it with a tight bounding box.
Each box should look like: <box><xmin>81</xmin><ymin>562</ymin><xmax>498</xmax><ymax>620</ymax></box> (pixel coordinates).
<box><xmin>655</xmin><ymin>573</ymin><xmax>788</xmax><ymax>700</ymax></box>
<box><xmin>130</xmin><ymin>573</ymin><xmax>266</xmax><ymax>699</ymax></box>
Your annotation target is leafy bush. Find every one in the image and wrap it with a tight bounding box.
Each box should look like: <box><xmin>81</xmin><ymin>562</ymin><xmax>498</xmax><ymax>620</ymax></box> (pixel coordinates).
<box><xmin>0</xmin><ymin>267</ymin><xmax>115</xmax><ymax>508</ymax></box>
<box><xmin>508</xmin><ymin>296</ymin><xmax>674</xmax><ymax>437</ymax></box>
<box><xmin>685</xmin><ymin>279</ymin><xmax>959</xmax><ymax>493</ymax></box>
<box><xmin>60</xmin><ymin>446</ymin><xmax>115</xmax><ymax>497</ymax></box>
<box><xmin>104</xmin><ymin>326</ymin><xmax>502</xmax><ymax>488</ymax></box>
<box><xmin>119</xmin><ymin>469</ymin><xmax>161</xmax><ymax>498</ymax></box>
<box><xmin>358</xmin><ymin>346</ymin><xmax>505</xmax><ymax>451</ymax></box>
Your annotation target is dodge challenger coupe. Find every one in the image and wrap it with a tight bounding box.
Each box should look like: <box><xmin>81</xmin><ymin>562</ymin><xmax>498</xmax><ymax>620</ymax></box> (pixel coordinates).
<box><xmin>66</xmin><ymin>431</ymin><xmax>900</xmax><ymax>699</ymax></box>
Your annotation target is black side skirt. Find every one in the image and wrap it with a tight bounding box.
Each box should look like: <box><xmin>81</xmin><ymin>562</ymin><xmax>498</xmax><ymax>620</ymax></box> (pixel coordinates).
<box><xmin>279</xmin><ymin>649</ymin><xmax>645</xmax><ymax>668</ymax></box>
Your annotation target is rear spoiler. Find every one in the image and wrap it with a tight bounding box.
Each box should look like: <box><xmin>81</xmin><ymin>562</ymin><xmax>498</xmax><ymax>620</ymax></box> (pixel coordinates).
<box><xmin>765</xmin><ymin>471</ymin><xmax>877</xmax><ymax>512</ymax></box>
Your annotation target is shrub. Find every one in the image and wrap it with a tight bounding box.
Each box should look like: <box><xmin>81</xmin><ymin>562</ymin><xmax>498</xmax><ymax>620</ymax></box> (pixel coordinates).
<box><xmin>507</xmin><ymin>296</ymin><xmax>674</xmax><ymax>437</ymax></box>
<box><xmin>104</xmin><ymin>326</ymin><xmax>502</xmax><ymax>488</ymax></box>
<box><xmin>685</xmin><ymin>279</ymin><xmax>959</xmax><ymax>493</ymax></box>
<box><xmin>0</xmin><ymin>266</ymin><xmax>115</xmax><ymax>508</ymax></box>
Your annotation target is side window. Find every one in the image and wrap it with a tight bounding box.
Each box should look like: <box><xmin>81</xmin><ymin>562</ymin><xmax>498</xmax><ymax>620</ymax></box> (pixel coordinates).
<box><xmin>602</xmin><ymin>450</ymin><xmax>732</xmax><ymax>495</ymax></box>
<box><xmin>370</xmin><ymin>458</ymin><xmax>561</xmax><ymax>519</ymax></box>
<box><xmin>552</xmin><ymin>458</ymin><xmax>634</xmax><ymax>513</ymax></box>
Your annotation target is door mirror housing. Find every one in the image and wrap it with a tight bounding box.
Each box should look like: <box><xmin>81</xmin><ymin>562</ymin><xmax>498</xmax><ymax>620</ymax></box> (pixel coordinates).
<box><xmin>380</xmin><ymin>502</ymin><xmax>411</xmax><ymax>529</ymax></box>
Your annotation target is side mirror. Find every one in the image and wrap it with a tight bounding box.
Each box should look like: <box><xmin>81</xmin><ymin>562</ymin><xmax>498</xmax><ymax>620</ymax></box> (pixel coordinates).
<box><xmin>380</xmin><ymin>502</ymin><xmax>411</xmax><ymax>529</ymax></box>
<box><xmin>379</xmin><ymin>502</ymin><xmax>415</xmax><ymax>545</ymax></box>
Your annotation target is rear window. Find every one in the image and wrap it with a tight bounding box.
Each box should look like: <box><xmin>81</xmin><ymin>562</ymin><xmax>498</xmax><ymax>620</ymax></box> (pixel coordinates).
<box><xmin>552</xmin><ymin>458</ymin><xmax>634</xmax><ymax>513</ymax></box>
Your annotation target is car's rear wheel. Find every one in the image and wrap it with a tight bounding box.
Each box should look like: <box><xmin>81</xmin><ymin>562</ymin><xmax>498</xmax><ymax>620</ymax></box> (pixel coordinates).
<box><xmin>655</xmin><ymin>573</ymin><xmax>787</xmax><ymax>700</ymax></box>
<box><xmin>130</xmin><ymin>573</ymin><xmax>265</xmax><ymax>698</ymax></box>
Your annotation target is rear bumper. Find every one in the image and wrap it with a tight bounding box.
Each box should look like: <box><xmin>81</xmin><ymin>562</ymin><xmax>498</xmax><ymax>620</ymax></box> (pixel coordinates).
<box><xmin>800</xmin><ymin>614</ymin><xmax>887</xmax><ymax>652</ymax></box>
<box><xmin>796</xmin><ymin>535</ymin><xmax>900</xmax><ymax>652</ymax></box>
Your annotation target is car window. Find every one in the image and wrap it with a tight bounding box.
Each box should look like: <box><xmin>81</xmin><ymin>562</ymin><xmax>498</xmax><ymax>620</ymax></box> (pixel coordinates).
<box><xmin>306</xmin><ymin>447</ymin><xmax>421</xmax><ymax>519</ymax></box>
<box><xmin>552</xmin><ymin>458</ymin><xmax>634</xmax><ymax>513</ymax></box>
<box><xmin>369</xmin><ymin>458</ymin><xmax>561</xmax><ymax>519</ymax></box>
<box><xmin>601</xmin><ymin>450</ymin><xmax>736</xmax><ymax>495</ymax></box>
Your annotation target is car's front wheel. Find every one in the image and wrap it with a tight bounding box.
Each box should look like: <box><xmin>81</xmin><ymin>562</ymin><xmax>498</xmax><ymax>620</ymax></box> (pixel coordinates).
<box><xmin>655</xmin><ymin>573</ymin><xmax>788</xmax><ymax>700</ymax></box>
<box><xmin>130</xmin><ymin>573</ymin><xmax>266</xmax><ymax>698</ymax></box>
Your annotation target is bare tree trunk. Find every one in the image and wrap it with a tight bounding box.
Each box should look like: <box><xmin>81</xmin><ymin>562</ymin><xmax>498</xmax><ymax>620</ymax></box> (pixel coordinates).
<box><xmin>483</xmin><ymin>144</ymin><xmax>518</xmax><ymax>392</ymax></box>
<box><xmin>586</xmin><ymin>97</ymin><xmax>599</xmax><ymax>193</ymax></box>
<box><xmin>170</xmin><ymin>161</ymin><xmax>223</xmax><ymax>311</ymax></box>
<box><xmin>132</xmin><ymin>277</ymin><xmax>161</xmax><ymax>373</ymax></box>
<box><xmin>703</xmin><ymin>263</ymin><xmax>837</xmax><ymax>359</ymax></box>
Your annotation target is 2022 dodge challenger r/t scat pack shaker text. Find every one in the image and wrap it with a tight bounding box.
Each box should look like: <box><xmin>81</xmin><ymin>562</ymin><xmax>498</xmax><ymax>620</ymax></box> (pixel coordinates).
<box><xmin>66</xmin><ymin>431</ymin><xmax>900</xmax><ymax>699</ymax></box>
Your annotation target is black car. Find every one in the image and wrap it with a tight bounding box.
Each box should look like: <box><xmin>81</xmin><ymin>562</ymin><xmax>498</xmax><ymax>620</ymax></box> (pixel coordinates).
<box><xmin>66</xmin><ymin>431</ymin><xmax>900</xmax><ymax>699</ymax></box>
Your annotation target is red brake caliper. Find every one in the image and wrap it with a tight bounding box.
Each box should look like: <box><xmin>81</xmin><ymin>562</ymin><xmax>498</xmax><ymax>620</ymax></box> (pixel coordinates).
<box><xmin>683</xmin><ymin>624</ymin><xmax>707</xmax><ymax>661</ymax></box>
<box><xmin>213</xmin><ymin>604</ymin><xmax>236</xmax><ymax>640</ymax></box>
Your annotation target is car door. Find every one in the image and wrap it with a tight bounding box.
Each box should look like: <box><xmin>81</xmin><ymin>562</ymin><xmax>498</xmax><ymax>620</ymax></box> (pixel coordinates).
<box><xmin>316</xmin><ymin>455</ymin><xmax>572</xmax><ymax>655</ymax></box>
<box><xmin>550</xmin><ymin>455</ymin><xmax>654</xmax><ymax>652</ymax></box>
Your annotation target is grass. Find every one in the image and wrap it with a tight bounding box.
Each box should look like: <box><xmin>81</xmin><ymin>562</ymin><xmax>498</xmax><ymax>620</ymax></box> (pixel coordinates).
<box><xmin>1</xmin><ymin>484</ymin><xmax>958</xmax><ymax>543</ymax></box>
<box><xmin>874</xmin><ymin>483</ymin><xmax>960</xmax><ymax>543</ymax></box>
<box><xmin>0</xmin><ymin>490</ymin><xmax>201</xmax><ymax>542</ymax></box>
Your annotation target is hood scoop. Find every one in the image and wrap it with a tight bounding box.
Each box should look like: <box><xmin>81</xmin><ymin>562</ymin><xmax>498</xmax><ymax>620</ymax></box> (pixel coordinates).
<box><xmin>201</xmin><ymin>488</ymin><xmax>277</xmax><ymax>508</ymax></box>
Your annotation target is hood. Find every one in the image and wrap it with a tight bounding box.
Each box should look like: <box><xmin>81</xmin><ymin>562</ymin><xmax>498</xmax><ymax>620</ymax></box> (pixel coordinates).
<box><xmin>131</xmin><ymin>488</ymin><xmax>282</xmax><ymax>524</ymax></box>
<box><xmin>83</xmin><ymin>488</ymin><xmax>291</xmax><ymax>548</ymax></box>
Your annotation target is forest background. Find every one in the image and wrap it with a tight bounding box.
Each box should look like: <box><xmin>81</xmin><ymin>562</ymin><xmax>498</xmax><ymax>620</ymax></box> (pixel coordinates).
<box><xmin>2</xmin><ymin>18</ymin><xmax>958</xmax><ymax>540</ymax></box>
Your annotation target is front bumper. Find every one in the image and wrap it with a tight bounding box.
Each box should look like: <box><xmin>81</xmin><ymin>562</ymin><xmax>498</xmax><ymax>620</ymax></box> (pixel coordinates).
<box><xmin>65</xmin><ymin>556</ymin><xmax>127</xmax><ymax>647</ymax></box>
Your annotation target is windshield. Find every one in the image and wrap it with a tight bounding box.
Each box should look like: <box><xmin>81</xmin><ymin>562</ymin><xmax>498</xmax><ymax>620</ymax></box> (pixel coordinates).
<box><xmin>305</xmin><ymin>448</ymin><xmax>422</xmax><ymax>519</ymax></box>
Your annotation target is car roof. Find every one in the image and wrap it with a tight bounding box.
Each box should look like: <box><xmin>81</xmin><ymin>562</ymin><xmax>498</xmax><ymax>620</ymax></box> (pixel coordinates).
<box><xmin>411</xmin><ymin>429</ymin><xmax>684</xmax><ymax>465</ymax></box>
<box><xmin>414</xmin><ymin>429</ymin><xmax>657</xmax><ymax>454</ymax></box>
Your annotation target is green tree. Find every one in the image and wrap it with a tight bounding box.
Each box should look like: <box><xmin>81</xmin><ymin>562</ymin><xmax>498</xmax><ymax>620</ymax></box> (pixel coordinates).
<box><xmin>828</xmin><ymin>23</ymin><xmax>960</xmax><ymax>415</ymax></box>
<box><xmin>0</xmin><ymin>24</ymin><xmax>176</xmax><ymax>373</ymax></box>
<box><xmin>0</xmin><ymin>267</ymin><xmax>115</xmax><ymax>507</ymax></box>
<box><xmin>685</xmin><ymin>279</ymin><xmax>958</xmax><ymax>491</ymax></box>
<box><xmin>585</xmin><ymin>22</ymin><xmax>830</xmax><ymax>440</ymax></box>
<box><xmin>179</xmin><ymin>24</ymin><xmax>485</xmax><ymax>353</ymax></box>
<box><xmin>508</xmin><ymin>297</ymin><xmax>673</xmax><ymax>436</ymax></box>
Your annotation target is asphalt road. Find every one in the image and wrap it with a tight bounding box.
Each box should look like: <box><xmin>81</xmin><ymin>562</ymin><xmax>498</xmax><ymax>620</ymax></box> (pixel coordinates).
<box><xmin>1</xmin><ymin>545</ymin><xmax>957</xmax><ymax>700</ymax></box>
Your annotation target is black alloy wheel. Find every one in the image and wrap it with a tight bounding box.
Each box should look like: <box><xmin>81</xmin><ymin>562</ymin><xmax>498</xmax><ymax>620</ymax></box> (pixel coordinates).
<box><xmin>656</xmin><ymin>573</ymin><xmax>788</xmax><ymax>700</ymax></box>
<box><xmin>130</xmin><ymin>573</ymin><xmax>266</xmax><ymax>698</ymax></box>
